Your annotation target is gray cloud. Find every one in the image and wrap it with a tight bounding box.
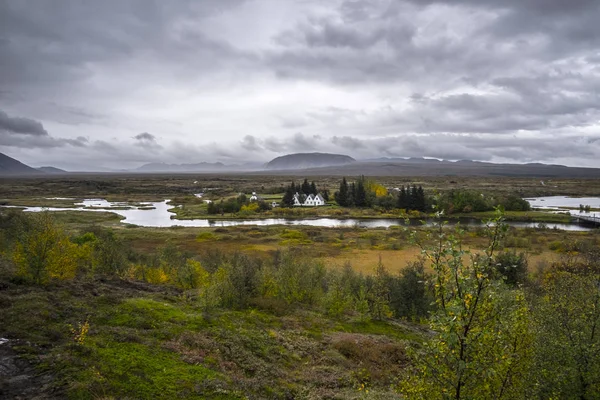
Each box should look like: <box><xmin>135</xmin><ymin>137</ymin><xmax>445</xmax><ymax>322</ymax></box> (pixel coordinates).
<box><xmin>133</xmin><ymin>132</ymin><xmax>162</xmax><ymax>150</ymax></box>
<box><xmin>263</xmin><ymin>137</ymin><xmax>285</xmax><ymax>152</ymax></box>
<box><xmin>240</xmin><ymin>135</ymin><xmax>261</xmax><ymax>151</ymax></box>
<box><xmin>291</xmin><ymin>132</ymin><xmax>317</xmax><ymax>151</ymax></box>
<box><xmin>331</xmin><ymin>136</ymin><xmax>365</xmax><ymax>150</ymax></box>
<box><xmin>134</xmin><ymin>132</ymin><xmax>156</xmax><ymax>141</ymax></box>
<box><xmin>0</xmin><ymin>109</ymin><xmax>48</xmax><ymax>136</ymax></box>
<box><xmin>0</xmin><ymin>109</ymin><xmax>88</xmax><ymax>148</ymax></box>
<box><xmin>1</xmin><ymin>0</ymin><xmax>600</xmax><ymax>169</ymax></box>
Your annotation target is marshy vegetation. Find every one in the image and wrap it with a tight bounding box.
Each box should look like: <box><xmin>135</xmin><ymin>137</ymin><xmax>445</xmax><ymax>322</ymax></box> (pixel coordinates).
<box><xmin>1</xmin><ymin>206</ymin><xmax>600</xmax><ymax>398</ymax></box>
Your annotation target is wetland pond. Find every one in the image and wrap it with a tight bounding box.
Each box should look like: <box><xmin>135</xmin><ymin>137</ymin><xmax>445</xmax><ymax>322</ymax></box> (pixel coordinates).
<box><xmin>4</xmin><ymin>197</ymin><xmax>599</xmax><ymax>231</ymax></box>
<box><xmin>525</xmin><ymin>196</ymin><xmax>600</xmax><ymax>218</ymax></box>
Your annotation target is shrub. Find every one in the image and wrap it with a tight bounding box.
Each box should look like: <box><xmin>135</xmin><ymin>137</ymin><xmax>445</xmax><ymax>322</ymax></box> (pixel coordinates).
<box><xmin>492</xmin><ymin>250</ymin><xmax>528</xmax><ymax>286</ymax></box>
<box><xmin>89</xmin><ymin>229</ymin><xmax>129</xmax><ymax>276</ymax></box>
<box><xmin>389</xmin><ymin>260</ymin><xmax>432</xmax><ymax>320</ymax></box>
<box><xmin>12</xmin><ymin>212</ymin><xmax>79</xmax><ymax>284</ymax></box>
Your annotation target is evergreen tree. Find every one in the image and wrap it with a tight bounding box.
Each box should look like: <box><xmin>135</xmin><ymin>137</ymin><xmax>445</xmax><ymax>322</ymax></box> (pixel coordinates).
<box><xmin>301</xmin><ymin>179</ymin><xmax>311</xmax><ymax>195</ymax></box>
<box><xmin>281</xmin><ymin>185</ymin><xmax>295</xmax><ymax>207</ymax></box>
<box><xmin>417</xmin><ymin>185</ymin><xmax>426</xmax><ymax>212</ymax></box>
<box><xmin>207</xmin><ymin>201</ymin><xmax>217</xmax><ymax>214</ymax></box>
<box><xmin>310</xmin><ymin>181</ymin><xmax>317</xmax><ymax>195</ymax></box>
<box><xmin>355</xmin><ymin>178</ymin><xmax>367</xmax><ymax>207</ymax></box>
<box><xmin>335</xmin><ymin>177</ymin><xmax>349</xmax><ymax>207</ymax></box>
<box><xmin>410</xmin><ymin>185</ymin><xmax>418</xmax><ymax>211</ymax></box>
<box><xmin>404</xmin><ymin>185</ymin><xmax>413</xmax><ymax>210</ymax></box>
<box><xmin>349</xmin><ymin>182</ymin><xmax>356</xmax><ymax>207</ymax></box>
<box><xmin>398</xmin><ymin>186</ymin><xmax>407</xmax><ymax>209</ymax></box>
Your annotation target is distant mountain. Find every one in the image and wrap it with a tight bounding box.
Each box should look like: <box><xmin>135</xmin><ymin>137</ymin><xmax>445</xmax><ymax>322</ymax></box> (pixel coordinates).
<box><xmin>254</xmin><ymin>158</ymin><xmax>600</xmax><ymax>178</ymax></box>
<box><xmin>37</xmin><ymin>166</ymin><xmax>67</xmax><ymax>174</ymax></box>
<box><xmin>365</xmin><ymin>157</ymin><xmax>442</xmax><ymax>164</ymax></box>
<box><xmin>136</xmin><ymin>162</ymin><xmax>227</xmax><ymax>173</ymax></box>
<box><xmin>266</xmin><ymin>152</ymin><xmax>356</xmax><ymax>170</ymax></box>
<box><xmin>0</xmin><ymin>152</ymin><xmax>39</xmax><ymax>175</ymax></box>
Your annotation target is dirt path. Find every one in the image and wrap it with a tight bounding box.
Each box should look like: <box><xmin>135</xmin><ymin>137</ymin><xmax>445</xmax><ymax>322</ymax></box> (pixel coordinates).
<box><xmin>0</xmin><ymin>338</ymin><xmax>56</xmax><ymax>399</ymax></box>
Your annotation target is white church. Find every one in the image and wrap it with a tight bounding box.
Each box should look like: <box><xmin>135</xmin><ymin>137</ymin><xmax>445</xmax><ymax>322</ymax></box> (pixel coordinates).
<box><xmin>293</xmin><ymin>193</ymin><xmax>326</xmax><ymax>207</ymax></box>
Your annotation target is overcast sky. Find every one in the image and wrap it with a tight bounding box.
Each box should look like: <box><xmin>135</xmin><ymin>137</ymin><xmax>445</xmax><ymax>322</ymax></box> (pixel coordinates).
<box><xmin>1</xmin><ymin>0</ymin><xmax>600</xmax><ymax>170</ymax></box>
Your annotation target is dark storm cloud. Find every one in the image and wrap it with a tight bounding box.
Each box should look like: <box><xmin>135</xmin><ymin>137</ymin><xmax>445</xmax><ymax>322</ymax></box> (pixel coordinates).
<box><xmin>0</xmin><ymin>131</ymin><xmax>87</xmax><ymax>148</ymax></box>
<box><xmin>268</xmin><ymin>1</ymin><xmax>599</xmax><ymax>86</ymax></box>
<box><xmin>0</xmin><ymin>0</ymin><xmax>253</xmax><ymax>100</ymax></box>
<box><xmin>133</xmin><ymin>132</ymin><xmax>162</xmax><ymax>150</ymax></box>
<box><xmin>0</xmin><ymin>109</ymin><xmax>88</xmax><ymax>148</ymax></box>
<box><xmin>267</xmin><ymin>3</ymin><xmax>485</xmax><ymax>85</ymax></box>
<box><xmin>134</xmin><ymin>132</ymin><xmax>156</xmax><ymax>141</ymax></box>
<box><xmin>0</xmin><ymin>110</ymin><xmax>48</xmax><ymax>136</ymax></box>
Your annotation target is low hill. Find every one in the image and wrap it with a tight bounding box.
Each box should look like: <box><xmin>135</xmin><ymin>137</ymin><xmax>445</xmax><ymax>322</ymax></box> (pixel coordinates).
<box><xmin>0</xmin><ymin>152</ymin><xmax>39</xmax><ymax>175</ymax></box>
<box><xmin>266</xmin><ymin>152</ymin><xmax>356</xmax><ymax>170</ymax></box>
<box><xmin>37</xmin><ymin>166</ymin><xmax>67</xmax><ymax>174</ymax></box>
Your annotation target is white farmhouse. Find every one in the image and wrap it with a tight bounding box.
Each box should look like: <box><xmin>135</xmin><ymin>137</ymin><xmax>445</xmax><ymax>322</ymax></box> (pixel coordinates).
<box><xmin>249</xmin><ymin>192</ymin><xmax>260</xmax><ymax>202</ymax></box>
<box><xmin>292</xmin><ymin>192</ymin><xmax>326</xmax><ymax>207</ymax></box>
<box><xmin>293</xmin><ymin>193</ymin><xmax>303</xmax><ymax>206</ymax></box>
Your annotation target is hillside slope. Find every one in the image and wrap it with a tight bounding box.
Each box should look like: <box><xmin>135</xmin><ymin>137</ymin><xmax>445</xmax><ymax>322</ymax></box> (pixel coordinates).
<box><xmin>0</xmin><ymin>152</ymin><xmax>39</xmax><ymax>175</ymax></box>
<box><xmin>36</xmin><ymin>166</ymin><xmax>67</xmax><ymax>174</ymax></box>
<box><xmin>0</xmin><ymin>277</ymin><xmax>415</xmax><ymax>399</ymax></box>
<box><xmin>266</xmin><ymin>152</ymin><xmax>356</xmax><ymax>170</ymax></box>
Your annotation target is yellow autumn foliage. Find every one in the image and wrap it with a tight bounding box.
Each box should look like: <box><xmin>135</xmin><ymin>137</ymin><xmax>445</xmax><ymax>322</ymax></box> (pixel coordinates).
<box><xmin>145</xmin><ymin>267</ymin><xmax>170</xmax><ymax>285</ymax></box>
<box><xmin>365</xmin><ymin>180</ymin><xmax>388</xmax><ymax>197</ymax></box>
<box><xmin>13</xmin><ymin>212</ymin><xmax>79</xmax><ymax>284</ymax></box>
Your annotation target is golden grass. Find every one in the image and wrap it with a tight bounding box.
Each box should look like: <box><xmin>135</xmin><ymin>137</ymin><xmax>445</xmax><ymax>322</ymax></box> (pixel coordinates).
<box><xmin>321</xmin><ymin>247</ymin><xmax>563</xmax><ymax>276</ymax></box>
<box><xmin>320</xmin><ymin>248</ymin><xmax>424</xmax><ymax>275</ymax></box>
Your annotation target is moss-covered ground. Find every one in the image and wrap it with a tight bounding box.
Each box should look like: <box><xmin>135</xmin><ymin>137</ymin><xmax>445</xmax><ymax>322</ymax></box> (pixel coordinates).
<box><xmin>0</xmin><ymin>275</ymin><xmax>422</xmax><ymax>399</ymax></box>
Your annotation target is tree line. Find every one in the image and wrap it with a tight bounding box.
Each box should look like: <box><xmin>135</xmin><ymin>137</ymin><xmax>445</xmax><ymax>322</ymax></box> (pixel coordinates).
<box><xmin>281</xmin><ymin>179</ymin><xmax>329</xmax><ymax>207</ymax></box>
<box><xmin>206</xmin><ymin>193</ymin><xmax>272</xmax><ymax>215</ymax></box>
<box><xmin>334</xmin><ymin>176</ymin><xmax>428</xmax><ymax>212</ymax></box>
<box><xmin>397</xmin><ymin>185</ymin><xmax>426</xmax><ymax>212</ymax></box>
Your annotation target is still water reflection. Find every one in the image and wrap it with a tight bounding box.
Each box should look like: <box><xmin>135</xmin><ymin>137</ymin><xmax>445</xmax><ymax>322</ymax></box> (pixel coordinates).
<box><xmin>6</xmin><ymin>198</ymin><xmax>595</xmax><ymax>231</ymax></box>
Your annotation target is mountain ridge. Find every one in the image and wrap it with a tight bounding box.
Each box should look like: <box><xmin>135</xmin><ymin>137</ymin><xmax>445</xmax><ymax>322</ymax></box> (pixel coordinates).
<box><xmin>255</xmin><ymin>158</ymin><xmax>600</xmax><ymax>178</ymax></box>
<box><xmin>37</xmin><ymin>166</ymin><xmax>67</xmax><ymax>174</ymax></box>
<box><xmin>0</xmin><ymin>152</ymin><xmax>40</xmax><ymax>175</ymax></box>
<box><xmin>266</xmin><ymin>152</ymin><xmax>356</xmax><ymax>170</ymax></box>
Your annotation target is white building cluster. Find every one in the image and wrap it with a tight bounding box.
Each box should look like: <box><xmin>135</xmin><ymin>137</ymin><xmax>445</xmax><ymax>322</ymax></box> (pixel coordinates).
<box><xmin>293</xmin><ymin>193</ymin><xmax>326</xmax><ymax>207</ymax></box>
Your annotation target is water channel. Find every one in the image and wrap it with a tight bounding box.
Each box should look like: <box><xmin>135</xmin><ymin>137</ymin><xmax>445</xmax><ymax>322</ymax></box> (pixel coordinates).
<box><xmin>4</xmin><ymin>197</ymin><xmax>599</xmax><ymax>231</ymax></box>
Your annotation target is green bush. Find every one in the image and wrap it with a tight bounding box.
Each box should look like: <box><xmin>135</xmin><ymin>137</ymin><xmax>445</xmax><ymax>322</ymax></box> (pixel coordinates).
<box><xmin>492</xmin><ymin>250</ymin><xmax>528</xmax><ymax>286</ymax></box>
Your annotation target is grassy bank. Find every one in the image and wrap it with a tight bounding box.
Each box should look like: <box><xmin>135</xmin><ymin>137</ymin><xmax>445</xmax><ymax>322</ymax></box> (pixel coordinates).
<box><xmin>451</xmin><ymin>210</ymin><xmax>573</xmax><ymax>223</ymax></box>
<box><xmin>0</xmin><ymin>276</ymin><xmax>420</xmax><ymax>399</ymax></box>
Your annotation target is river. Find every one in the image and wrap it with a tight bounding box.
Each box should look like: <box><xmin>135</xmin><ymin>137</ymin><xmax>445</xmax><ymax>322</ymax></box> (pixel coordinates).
<box><xmin>4</xmin><ymin>198</ymin><xmax>597</xmax><ymax>231</ymax></box>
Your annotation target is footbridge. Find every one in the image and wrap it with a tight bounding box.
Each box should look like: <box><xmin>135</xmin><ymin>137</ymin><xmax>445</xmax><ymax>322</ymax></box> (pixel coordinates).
<box><xmin>575</xmin><ymin>214</ymin><xmax>600</xmax><ymax>226</ymax></box>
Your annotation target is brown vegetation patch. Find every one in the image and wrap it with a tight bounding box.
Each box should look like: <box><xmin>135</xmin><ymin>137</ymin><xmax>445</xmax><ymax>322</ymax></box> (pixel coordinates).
<box><xmin>329</xmin><ymin>332</ymin><xmax>409</xmax><ymax>385</ymax></box>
